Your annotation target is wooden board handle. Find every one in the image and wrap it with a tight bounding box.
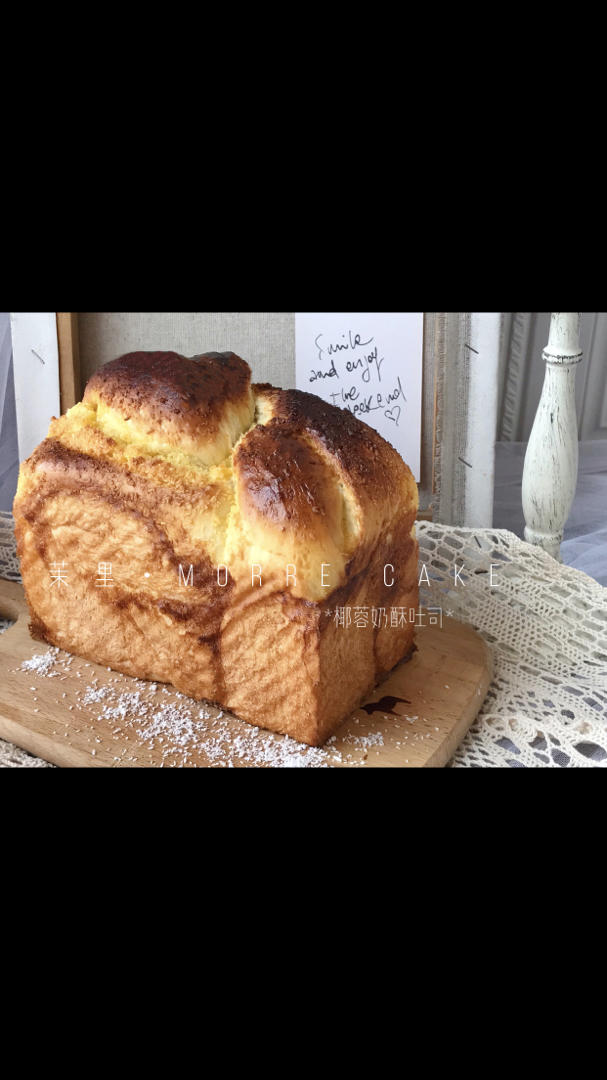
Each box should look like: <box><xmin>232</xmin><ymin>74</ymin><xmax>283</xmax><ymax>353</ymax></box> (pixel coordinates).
<box><xmin>0</xmin><ymin>579</ymin><xmax>28</xmax><ymax>623</ymax></box>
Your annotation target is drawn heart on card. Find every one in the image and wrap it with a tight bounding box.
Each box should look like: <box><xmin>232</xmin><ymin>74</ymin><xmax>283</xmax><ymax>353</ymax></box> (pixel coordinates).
<box><xmin>385</xmin><ymin>406</ymin><xmax>401</xmax><ymax>425</ymax></box>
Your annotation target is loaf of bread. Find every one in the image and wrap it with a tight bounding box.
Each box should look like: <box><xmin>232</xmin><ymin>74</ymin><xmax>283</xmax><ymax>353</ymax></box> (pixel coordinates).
<box><xmin>13</xmin><ymin>352</ymin><xmax>418</xmax><ymax>746</ymax></box>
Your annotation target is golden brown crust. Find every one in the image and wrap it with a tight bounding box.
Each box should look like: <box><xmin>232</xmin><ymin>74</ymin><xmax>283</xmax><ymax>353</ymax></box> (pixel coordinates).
<box><xmin>233</xmin><ymin>424</ymin><xmax>346</xmax><ymax>564</ymax></box>
<box><xmin>85</xmin><ymin>349</ymin><xmax>250</xmax><ymax>428</ymax></box>
<box><xmin>14</xmin><ymin>350</ymin><xmax>419</xmax><ymax>746</ymax></box>
<box><xmin>251</xmin><ymin>383</ymin><xmax>417</xmax><ymax>576</ymax></box>
<box><xmin>84</xmin><ymin>350</ymin><xmax>255</xmax><ymax>466</ymax></box>
<box><xmin>253</xmin><ymin>382</ymin><xmax>412</xmax><ymax>506</ymax></box>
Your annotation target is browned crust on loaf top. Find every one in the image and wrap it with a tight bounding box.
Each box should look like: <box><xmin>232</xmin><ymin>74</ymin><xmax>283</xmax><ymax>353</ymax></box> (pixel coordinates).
<box><xmin>252</xmin><ymin>383</ymin><xmax>415</xmax><ymax>511</ymax></box>
<box><xmin>234</xmin><ymin>424</ymin><xmax>344</xmax><ymax>541</ymax></box>
<box><xmin>85</xmin><ymin>350</ymin><xmax>250</xmax><ymax>421</ymax></box>
<box><xmin>248</xmin><ymin>383</ymin><xmax>417</xmax><ymax>581</ymax></box>
<box><xmin>84</xmin><ymin>350</ymin><xmax>252</xmax><ymax>448</ymax></box>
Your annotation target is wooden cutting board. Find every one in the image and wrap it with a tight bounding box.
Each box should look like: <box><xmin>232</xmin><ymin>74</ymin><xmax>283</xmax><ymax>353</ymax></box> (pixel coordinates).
<box><xmin>0</xmin><ymin>579</ymin><xmax>492</xmax><ymax>768</ymax></box>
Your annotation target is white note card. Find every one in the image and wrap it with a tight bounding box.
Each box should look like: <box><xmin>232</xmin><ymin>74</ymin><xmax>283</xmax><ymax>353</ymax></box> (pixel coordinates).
<box><xmin>295</xmin><ymin>312</ymin><xmax>424</xmax><ymax>481</ymax></box>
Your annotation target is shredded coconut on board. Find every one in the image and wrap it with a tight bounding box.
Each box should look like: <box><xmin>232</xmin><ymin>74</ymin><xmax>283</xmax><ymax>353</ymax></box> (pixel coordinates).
<box><xmin>19</xmin><ymin>648</ymin><xmax>60</xmax><ymax>677</ymax></box>
<box><xmin>15</xmin><ymin>647</ymin><xmax>387</xmax><ymax>768</ymax></box>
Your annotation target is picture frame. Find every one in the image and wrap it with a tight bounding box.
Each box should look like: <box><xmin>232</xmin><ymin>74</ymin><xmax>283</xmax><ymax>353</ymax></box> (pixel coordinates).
<box><xmin>56</xmin><ymin>312</ymin><xmax>81</xmax><ymax>413</ymax></box>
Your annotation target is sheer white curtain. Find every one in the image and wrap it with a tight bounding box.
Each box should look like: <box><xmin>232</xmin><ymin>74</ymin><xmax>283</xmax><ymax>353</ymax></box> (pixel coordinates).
<box><xmin>0</xmin><ymin>314</ymin><xmax>19</xmax><ymax>511</ymax></box>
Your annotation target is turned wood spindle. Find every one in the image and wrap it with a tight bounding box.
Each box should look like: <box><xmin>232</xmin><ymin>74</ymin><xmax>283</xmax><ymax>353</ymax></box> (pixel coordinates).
<box><xmin>522</xmin><ymin>312</ymin><xmax>583</xmax><ymax>561</ymax></box>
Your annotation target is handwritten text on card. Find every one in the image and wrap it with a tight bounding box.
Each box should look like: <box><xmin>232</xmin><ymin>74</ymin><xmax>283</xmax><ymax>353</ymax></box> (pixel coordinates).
<box><xmin>295</xmin><ymin>313</ymin><xmax>423</xmax><ymax>481</ymax></box>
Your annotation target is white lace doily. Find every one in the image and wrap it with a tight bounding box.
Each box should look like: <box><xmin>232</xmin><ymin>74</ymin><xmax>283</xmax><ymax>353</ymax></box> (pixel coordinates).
<box><xmin>417</xmin><ymin>523</ymin><xmax>607</xmax><ymax>767</ymax></box>
<box><xmin>0</xmin><ymin>511</ymin><xmax>20</xmax><ymax>582</ymax></box>
<box><xmin>1</xmin><ymin>512</ymin><xmax>606</xmax><ymax>767</ymax></box>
